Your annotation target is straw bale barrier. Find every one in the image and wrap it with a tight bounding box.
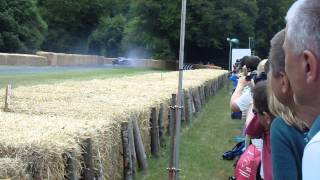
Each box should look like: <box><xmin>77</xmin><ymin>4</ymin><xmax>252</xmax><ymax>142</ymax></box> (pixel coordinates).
<box><xmin>0</xmin><ymin>53</ymin><xmax>48</xmax><ymax>66</ymax></box>
<box><xmin>133</xmin><ymin>59</ymin><xmax>178</xmax><ymax>70</ymax></box>
<box><xmin>0</xmin><ymin>158</ymin><xmax>25</xmax><ymax>179</ymax></box>
<box><xmin>36</xmin><ymin>51</ymin><xmax>104</xmax><ymax>66</ymax></box>
<box><xmin>193</xmin><ymin>64</ymin><xmax>222</xmax><ymax>70</ymax></box>
<box><xmin>104</xmin><ymin>58</ymin><xmax>117</xmax><ymax>64</ymax></box>
<box><xmin>0</xmin><ymin>69</ymin><xmax>227</xmax><ymax>179</ymax></box>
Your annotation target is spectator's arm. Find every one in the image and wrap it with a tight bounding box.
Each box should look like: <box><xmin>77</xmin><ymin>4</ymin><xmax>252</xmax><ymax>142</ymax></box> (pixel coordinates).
<box><xmin>246</xmin><ymin>115</ymin><xmax>264</xmax><ymax>138</ymax></box>
<box><xmin>230</xmin><ymin>76</ymin><xmax>249</xmax><ymax>112</ymax></box>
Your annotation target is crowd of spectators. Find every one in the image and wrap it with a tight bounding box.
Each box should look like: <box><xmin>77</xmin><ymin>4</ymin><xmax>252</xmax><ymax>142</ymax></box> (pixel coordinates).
<box><xmin>227</xmin><ymin>0</ymin><xmax>320</xmax><ymax>179</ymax></box>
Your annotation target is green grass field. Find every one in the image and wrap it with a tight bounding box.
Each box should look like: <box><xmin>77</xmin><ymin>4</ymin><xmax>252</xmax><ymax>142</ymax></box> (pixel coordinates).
<box><xmin>0</xmin><ymin>67</ymin><xmax>164</xmax><ymax>88</ymax></box>
<box><xmin>137</xmin><ymin>85</ymin><xmax>242</xmax><ymax>180</ymax></box>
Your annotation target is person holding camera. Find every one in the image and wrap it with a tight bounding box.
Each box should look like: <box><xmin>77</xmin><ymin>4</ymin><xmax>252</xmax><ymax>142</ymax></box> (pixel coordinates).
<box><xmin>230</xmin><ymin>56</ymin><xmax>261</xmax><ymax>114</ymax></box>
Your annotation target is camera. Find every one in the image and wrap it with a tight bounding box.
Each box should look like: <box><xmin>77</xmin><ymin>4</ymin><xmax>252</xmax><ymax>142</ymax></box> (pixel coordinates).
<box><xmin>253</xmin><ymin>72</ymin><xmax>267</xmax><ymax>84</ymax></box>
<box><xmin>245</xmin><ymin>71</ymin><xmax>257</xmax><ymax>81</ymax></box>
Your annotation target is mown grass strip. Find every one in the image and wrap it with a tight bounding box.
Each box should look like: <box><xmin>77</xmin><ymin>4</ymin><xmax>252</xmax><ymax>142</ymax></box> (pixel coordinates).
<box><xmin>138</xmin><ymin>86</ymin><xmax>242</xmax><ymax>180</ymax></box>
<box><xmin>0</xmin><ymin>67</ymin><xmax>164</xmax><ymax>88</ymax></box>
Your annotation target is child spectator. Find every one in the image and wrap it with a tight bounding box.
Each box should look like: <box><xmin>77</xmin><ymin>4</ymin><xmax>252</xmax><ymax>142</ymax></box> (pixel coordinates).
<box><xmin>250</xmin><ymin>81</ymin><xmax>274</xmax><ymax>180</ymax></box>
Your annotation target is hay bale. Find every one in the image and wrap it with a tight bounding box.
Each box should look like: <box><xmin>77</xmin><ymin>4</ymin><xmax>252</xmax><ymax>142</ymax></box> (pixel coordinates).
<box><xmin>0</xmin><ymin>69</ymin><xmax>227</xmax><ymax>179</ymax></box>
<box><xmin>0</xmin><ymin>53</ymin><xmax>8</xmax><ymax>65</ymax></box>
<box><xmin>0</xmin><ymin>53</ymin><xmax>47</xmax><ymax>66</ymax></box>
<box><xmin>37</xmin><ymin>51</ymin><xmax>105</xmax><ymax>66</ymax></box>
<box><xmin>0</xmin><ymin>158</ymin><xmax>25</xmax><ymax>179</ymax></box>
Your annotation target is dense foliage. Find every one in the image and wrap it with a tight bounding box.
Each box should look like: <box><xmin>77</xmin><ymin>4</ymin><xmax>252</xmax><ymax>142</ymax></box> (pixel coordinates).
<box><xmin>0</xmin><ymin>0</ymin><xmax>47</xmax><ymax>53</ymax></box>
<box><xmin>0</xmin><ymin>0</ymin><xmax>294</xmax><ymax>67</ymax></box>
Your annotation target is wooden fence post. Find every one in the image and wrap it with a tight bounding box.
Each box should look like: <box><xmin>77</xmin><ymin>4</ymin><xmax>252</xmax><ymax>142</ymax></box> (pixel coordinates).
<box><xmin>81</xmin><ymin>138</ymin><xmax>94</xmax><ymax>180</ymax></box>
<box><xmin>190</xmin><ymin>90</ymin><xmax>195</xmax><ymax>114</ymax></box>
<box><xmin>184</xmin><ymin>90</ymin><xmax>192</xmax><ymax>125</ymax></box>
<box><xmin>200</xmin><ymin>86</ymin><xmax>205</xmax><ymax>105</ymax></box>
<box><xmin>181</xmin><ymin>91</ymin><xmax>185</xmax><ymax>123</ymax></box>
<box><xmin>158</xmin><ymin>103</ymin><xmax>165</xmax><ymax>147</ymax></box>
<box><xmin>128</xmin><ymin>119</ymin><xmax>137</xmax><ymax>177</ymax></box>
<box><xmin>192</xmin><ymin>89</ymin><xmax>201</xmax><ymax>113</ymax></box>
<box><xmin>4</xmin><ymin>84</ymin><xmax>11</xmax><ymax>112</ymax></box>
<box><xmin>208</xmin><ymin>81</ymin><xmax>211</xmax><ymax>97</ymax></box>
<box><xmin>204</xmin><ymin>84</ymin><xmax>208</xmax><ymax>100</ymax></box>
<box><xmin>121</xmin><ymin>122</ymin><xmax>133</xmax><ymax>180</ymax></box>
<box><xmin>132</xmin><ymin>118</ymin><xmax>148</xmax><ymax>172</ymax></box>
<box><xmin>66</xmin><ymin>150</ymin><xmax>77</xmax><ymax>180</ymax></box>
<box><xmin>169</xmin><ymin>94</ymin><xmax>177</xmax><ymax>136</ymax></box>
<box><xmin>150</xmin><ymin>107</ymin><xmax>160</xmax><ymax>158</ymax></box>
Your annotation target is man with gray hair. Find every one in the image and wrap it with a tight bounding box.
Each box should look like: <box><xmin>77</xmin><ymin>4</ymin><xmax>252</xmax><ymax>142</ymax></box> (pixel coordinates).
<box><xmin>284</xmin><ymin>0</ymin><xmax>320</xmax><ymax>179</ymax></box>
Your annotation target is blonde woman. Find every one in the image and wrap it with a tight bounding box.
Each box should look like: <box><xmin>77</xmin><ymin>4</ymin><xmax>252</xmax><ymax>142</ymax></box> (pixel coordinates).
<box><xmin>268</xmin><ymin>29</ymin><xmax>308</xmax><ymax>180</ymax></box>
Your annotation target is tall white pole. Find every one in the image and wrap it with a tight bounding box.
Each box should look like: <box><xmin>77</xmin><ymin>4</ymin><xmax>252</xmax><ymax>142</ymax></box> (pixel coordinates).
<box><xmin>168</xmin><ymin>0</ymin><xmax>186</xmax><ymax>180</ymax></box>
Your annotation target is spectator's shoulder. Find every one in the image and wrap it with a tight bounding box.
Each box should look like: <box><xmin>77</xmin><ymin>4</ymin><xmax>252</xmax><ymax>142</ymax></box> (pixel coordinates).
<box><xmin>271</xmin><ymin>117</ymin><xmax>305</xmax><ymax>144</ymax></box>
<box><xmin>271</xmin><ymin>117</ymin><xmax>294</xmax><ymax>141</ymax></box>
<box><xmin>303</xmin><ymin>131</ymin><xmax>320</xmax><ymax>180</ymax></box>
<box><xmin>271</xmin><ymin>117</ymin><xmax>288</xmax><ymax>131</ymax></box>
<box><xmin>306</xmin><ymin>131</ymin><xmax>320</xmax><ymax>150</ymax></box>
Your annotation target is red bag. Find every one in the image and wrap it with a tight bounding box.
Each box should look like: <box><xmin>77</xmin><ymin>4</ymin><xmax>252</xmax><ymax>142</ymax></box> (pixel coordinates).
<box><xmin>235</xmin><ymin>144</ymin><xmax>261</xmax><ymax>180</ymax></box>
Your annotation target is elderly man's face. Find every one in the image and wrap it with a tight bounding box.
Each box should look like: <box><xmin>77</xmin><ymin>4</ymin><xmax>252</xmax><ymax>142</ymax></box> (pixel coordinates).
<box><xmin>283</xmin><ymin>30</ymin><xmax>306</xmax><ymax>106</ymax></box>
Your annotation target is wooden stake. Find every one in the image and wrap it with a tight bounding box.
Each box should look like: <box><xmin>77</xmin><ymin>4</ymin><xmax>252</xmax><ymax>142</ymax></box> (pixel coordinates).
<box><xmin>180</xmin><ymin>91</ymin><xmax>185</xmax><ymax>122</ymax></box>
<box><xmin>121</xmin><ymin>122</ymin><xmax>133</xmax><ymax>180</ymax></box>
<box><xmin>205</xmin><ymin>84</ymin><xmax>208</xmax><ymax>100</ymax></box>
<box><xmin>158</xmin><ymin>103</ymin><xmax>165</xmax><ymax>147</ymax></box>
<box><xmin>184</xmin><ymin>90</ymin><xmax>192</xmax><ymax>125</ymax></box>
<box><xmin>132</xmin><ymin>118</ymin><xmax>148</xmax><ymax>172</ymax></box>
<box><xmin>4</xmin><ymin>84</ymin><xmax>11</xmax><ymax>112</ymax></box>
<box><xmin>169</xmin><ymin>94</ymin><xmax>177</xmax><ymax>136</ymax></box>
<box><xmin>210</xmin><ymin>80</ymin><xmax>214</xmax><ymax>96</ymax></box>
<box><xmin>199</xmin><ymin>86</ymin><xmax>205</xmax><ymax>105</ymax></box>
<box><xmin>208</xmin><ymin>81</ymin><xmax>212</xmax><ymax>97</ymax></box>
<box><xmin>150</xmin><ymin>107</ymin><xmax>160</xmax><ymax>158</ymax></box>
<box><xmin>97</xmin><ymin>148</ymin><xmax>104</xmax><ymax>180</ymax></box>
<box><xmin>190</xmin><ymin>90</ymin><xmax>195</xmax><ymax>114</ymax></box>
<box><xmin>128</xmin><ymin>119</ymin><xmax>137</xmax><ymax>177</ymax></box>
<box><xmin>192</xmin><ymin>89</ymin><xmax>201</xmax><ymax>112</ymax></box>
<box><xmin>81</xmin><ymin>138</ymin><xmax>94</xmax><ymax>180</ymax></box>
<box><xmin>211</xmin><ymin>80</ymin><xmax>214</xmax><ymax>96</ymax></box>
<box><xmin>66</xmin><ymin>150</ymin><xmax>77</xmax><ymax>180</ymax></box>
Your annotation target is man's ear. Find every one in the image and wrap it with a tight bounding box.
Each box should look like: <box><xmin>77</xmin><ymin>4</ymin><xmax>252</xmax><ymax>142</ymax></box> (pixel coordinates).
<box><xmin>303</xmin><ymin>50</ymin><xmax>319</xmax><ymax>83</ymax></box>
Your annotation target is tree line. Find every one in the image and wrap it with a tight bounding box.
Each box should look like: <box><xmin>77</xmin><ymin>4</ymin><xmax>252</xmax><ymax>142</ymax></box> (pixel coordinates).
<box><xmin>0</xmin><ymin>0</ymin><xmax>294</xmax><ymax>67</ymax></box>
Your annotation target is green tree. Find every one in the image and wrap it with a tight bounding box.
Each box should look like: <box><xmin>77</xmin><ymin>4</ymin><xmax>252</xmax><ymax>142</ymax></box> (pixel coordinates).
<box><xmin>38</xmin><ymin>0</ymin><xmax>115</xmax><ymax>53</ymax></box>
<box><xmin>254</xmin><ymin>0</ymin><xmax>294</xmax><ymax>58</ymax></box>
<box><xmin>121</xmin><ymin>1</ymin><xmax>179</xmax><ymax>60</ymax></box>
<box><xmin>88</xmin><ymin>15</ymin><xmax>127</xmax><ymax>57</ymax></box>
<box><xmin>123</xmin><ymin>0</ymin><xmax>257</xmax><ymax>64</ymax></box>
<box><xmin>0</xmin><ymin>0</ymin><xmax>47</xmax><ymax>53</ymax></box>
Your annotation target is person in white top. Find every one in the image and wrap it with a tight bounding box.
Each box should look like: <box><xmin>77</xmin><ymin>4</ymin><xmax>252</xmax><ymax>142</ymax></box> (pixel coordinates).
<box><xmin>230</xmin><ymin>56</ymin><xmax>260</xmax><ymax>114</ymax></box>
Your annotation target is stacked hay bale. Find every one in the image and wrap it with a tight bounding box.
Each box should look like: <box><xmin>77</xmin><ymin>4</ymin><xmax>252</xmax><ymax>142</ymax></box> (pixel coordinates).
<box><xmin>36</xmin><ymin>51</ymin><xmax>104</xmax><ymax>66</ymax></box>
<box><xmin>0</xmin><ymin>53</ymin><xmax>48</xmax><ymax>66</ymax></box>
<box><xmin>0</xmin><ymin>69</ymin><xmax>227</xmax><ymax>179</ymax></box>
